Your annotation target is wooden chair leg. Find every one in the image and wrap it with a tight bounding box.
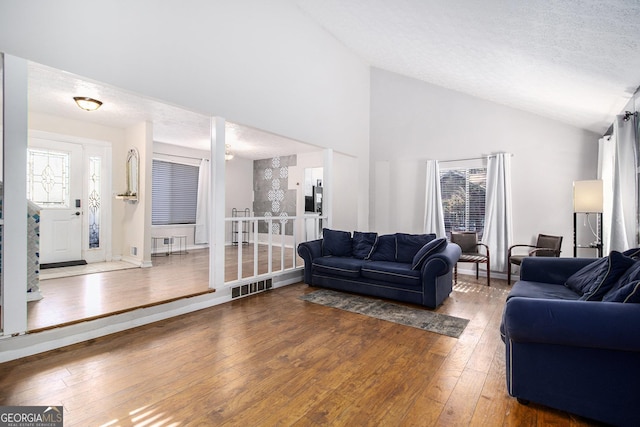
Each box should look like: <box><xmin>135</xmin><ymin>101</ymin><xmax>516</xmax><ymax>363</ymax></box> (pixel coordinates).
<box><xmin>475</xmin><ymin>263</ymin><xmax>479</xmax><ymax>279</ymax></box>
<box><xmin>454</xmin><ymin>264</ymin><xmax>458</xmax><ymax>284</ymax></box>
<box><xmin>507</xmin><ymin>261</ymin><xmax>512</xmax><ymax>285</ymax></box>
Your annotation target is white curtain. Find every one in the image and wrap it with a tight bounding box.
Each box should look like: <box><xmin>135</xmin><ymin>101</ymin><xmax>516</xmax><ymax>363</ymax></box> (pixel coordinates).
<box><xmin>598</xmin><ymin>135</ymin><xmax>614</xmax><ymax>254</ymax></box>
<box><xmin>194</xmin><ymin>158</ymin><xmax>210</xmax><ymax>244</ymax></box>
<box><xmin>424</xmin><ymin>160</ymin><xmax>446</xmax><ymax>237</ymax></box>
<box><xmin>600</xmin><ymin>116</ymin><xmax>637</xmax><ymax>252</ymax></box>
<box><xmin>483</xmin><ymin>153</ymin><xmax>513</xmax><ymax>272</ymax></box>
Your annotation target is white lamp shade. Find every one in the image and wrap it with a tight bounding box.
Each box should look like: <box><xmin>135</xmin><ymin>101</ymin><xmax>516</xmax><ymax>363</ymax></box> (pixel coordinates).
<box><xmin>573</xmin><ymin>180</ymin><xmax>603</xmax><ymax>213</ymax></box>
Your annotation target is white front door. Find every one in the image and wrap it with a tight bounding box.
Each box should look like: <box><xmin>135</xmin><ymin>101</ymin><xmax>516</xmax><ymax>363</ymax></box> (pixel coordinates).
<box><xmin>28</xmin><ymin>138</ymin><xmax>84</xmax><ymax>264</ymax></box>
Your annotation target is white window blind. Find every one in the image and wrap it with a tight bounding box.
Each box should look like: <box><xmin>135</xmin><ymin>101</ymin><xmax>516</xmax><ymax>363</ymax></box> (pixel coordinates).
<box><xmin>152</xmin><ymin>159</ymin><xmax>199</xmax><ymax>225</ymax></box>
<box><xmin>440</xmin><ymin>167</ymin><xmax>487</xmax><ymax>239</ymax></box>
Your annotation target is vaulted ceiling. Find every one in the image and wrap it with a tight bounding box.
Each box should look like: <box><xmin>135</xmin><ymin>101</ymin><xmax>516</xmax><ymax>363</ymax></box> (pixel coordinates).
<box><xmin>297</xmin><ymin>0</ymin><xmax>640</xmax><ymax>134</ymax></box>
<box><xmin>26</xmin><ymin>1</ymin><xmax>640</xmax><ymax>156</ymax></box>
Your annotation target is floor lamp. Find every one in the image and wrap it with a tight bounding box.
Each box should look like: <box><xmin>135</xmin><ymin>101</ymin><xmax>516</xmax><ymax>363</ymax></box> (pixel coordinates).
<box><xmin>573</xmin><ymin>180</ymin><xmax>603</xmax><ymax>257</ymax></box>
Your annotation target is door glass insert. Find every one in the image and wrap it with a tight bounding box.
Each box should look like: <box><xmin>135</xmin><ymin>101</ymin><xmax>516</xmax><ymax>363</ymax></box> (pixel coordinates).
<box><xmin>27</xmin><ymin>148</ymin><xmax>70</xmax><ymax>207</ymax></box>
<box><xmin>88</xmin><ymin>156</ymin><xmax>101</xmax><ymax>248</ymax></box>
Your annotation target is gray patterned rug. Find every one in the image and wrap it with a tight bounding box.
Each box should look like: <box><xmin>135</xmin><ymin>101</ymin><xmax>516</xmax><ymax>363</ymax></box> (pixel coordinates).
<box><xmin>299</xmin><ymin>289</ymin><xmax>469</xmax><ymax>338</ymax></box>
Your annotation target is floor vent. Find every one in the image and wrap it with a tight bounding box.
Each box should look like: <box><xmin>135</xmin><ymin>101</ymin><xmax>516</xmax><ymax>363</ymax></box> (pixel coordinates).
<box><xmin>231</xmin><ymin>278</ymin><xmax>273</xmax><ymax>298</ymax></box>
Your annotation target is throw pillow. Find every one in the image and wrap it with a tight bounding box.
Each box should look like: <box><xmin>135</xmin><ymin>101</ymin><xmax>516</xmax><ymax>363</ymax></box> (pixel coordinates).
<box><xmin>395</xmin><ymin>233</ymin><xmax>437</xmax><ymax>264</ymax></box>
<box><xmin>603</xmin><ymin>280</ymin><xmax>640</xmax><ymax>303</ymax></box>
<box><xmin>322</xmin><ymin>228</ymin><xmax>352</xmax><ymax>257</ymax></box>
<box><xmin>369</xmin><ymin>234</ymin><xmax>396</xmax><ymax>262</ymax></box>
<box><xmin>564</xmin><ymin>251</ymin><xmax>635</xmax><ymax>300</ymax></box>
<box><xmin>352</xmin><ymin>231</ymin><xmax>378</xmax><ymax>260</ymax></box>
<box><xmin>411</xmin><ymin>238</ymin><xmax>447</xmax><ymax>270</ymax></box>
<box><xmin>623</xmin><ymin>247</ymin><xmax>640</xmax><ymax>259</ymax></box>
<box><xmin>609</xmin><ymin>260</ymin><xmax>640</xmax><ymax>295</ymax></box>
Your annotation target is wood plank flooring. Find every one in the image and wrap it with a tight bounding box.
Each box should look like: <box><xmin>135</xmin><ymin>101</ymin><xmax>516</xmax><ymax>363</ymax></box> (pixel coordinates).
<box><xmin>28</xmin><ymin>244</ymin><xmax>299</xmax><ymax>331</ymax></box>
<box><xmin>5</xmin><ymin>274</ymin><xmax>603</xmax><ymax>426</ymax></box>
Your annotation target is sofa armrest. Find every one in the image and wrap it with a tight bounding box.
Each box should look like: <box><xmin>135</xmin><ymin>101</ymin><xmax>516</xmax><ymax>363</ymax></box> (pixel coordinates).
<box><xmin>519</xmin><ymin>257</ymin><xmax>597</xmax><ymax>285</ymax></box>
<box><xmin>421</xmin><ymin>243</ymin><xmax>461</xmax><ymax>277</ymax></box>
<box><xmin>504</xmin><ymin>297</ymin><xmax>640</xmax><ymax>352</ymax></box>
<box><xmin>297</xmin><ymin>239</ymin><xmax>323</xmax><ymax>284</ymax></box>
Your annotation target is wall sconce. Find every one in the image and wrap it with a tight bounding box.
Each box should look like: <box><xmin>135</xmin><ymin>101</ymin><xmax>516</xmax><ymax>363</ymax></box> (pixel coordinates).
<box><xmin>225</xmin><ymin>144</ymin><xmax>234</xmax><ymax>161</ymax></box>
<box><xmin>73</xmin><ymin>96</ymin><xmax>103</xmax><ymax>111</ymax></box>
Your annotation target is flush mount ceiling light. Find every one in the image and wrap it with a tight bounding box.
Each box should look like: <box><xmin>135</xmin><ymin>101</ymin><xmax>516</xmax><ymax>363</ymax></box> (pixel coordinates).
<box><xmin>225</xmin><ymin>144</ymin><xmax>234</xmax><ymax>161</ymax></box>
<box><xmin>73</xmin><ymin>96</ymin><xmax>103</xmax><ymax>111</ymax></box>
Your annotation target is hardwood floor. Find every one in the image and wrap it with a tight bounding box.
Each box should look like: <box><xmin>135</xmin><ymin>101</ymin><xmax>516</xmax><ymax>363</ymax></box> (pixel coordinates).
<box><xmin>5</xmin><ymin>275</ymin><xmax>602</xmax><ymax>426</ymax></box>
<box><xmin>28</xmin><ymin>245</ymin><xmax>299</xmax><ymax>331</ymax></box>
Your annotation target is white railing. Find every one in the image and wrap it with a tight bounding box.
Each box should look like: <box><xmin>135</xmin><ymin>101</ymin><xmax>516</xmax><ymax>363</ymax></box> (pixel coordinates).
<box><xmin>224</xmin><ymin>214</ymin><xmax>326</xmax><ymax>285</ymax></box>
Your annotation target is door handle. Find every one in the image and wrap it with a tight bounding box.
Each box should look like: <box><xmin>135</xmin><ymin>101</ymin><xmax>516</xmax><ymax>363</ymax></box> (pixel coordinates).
<box><xmin>72</xmin><ymin>211</ymin><xmax>81</xmax><ymax>216</ymax></box>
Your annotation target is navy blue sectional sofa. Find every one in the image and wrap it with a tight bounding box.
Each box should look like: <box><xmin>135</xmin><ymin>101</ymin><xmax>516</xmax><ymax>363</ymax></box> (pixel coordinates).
<box><xmin>297</xmin><ymin>229</ymin><xmax>461</xmax><ymax>308</ymax></box>
<box><xmin>501</xmin><ymin>251</ymin><xmax>640</xmax><ymax>426</ymax></box>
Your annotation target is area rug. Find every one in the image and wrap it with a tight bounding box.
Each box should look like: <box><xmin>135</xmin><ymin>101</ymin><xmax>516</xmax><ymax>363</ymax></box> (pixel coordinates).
<box><xmin>299</xmin><ymin>289</ymin><xmax>469</xmax><ymax>338</ymax></box>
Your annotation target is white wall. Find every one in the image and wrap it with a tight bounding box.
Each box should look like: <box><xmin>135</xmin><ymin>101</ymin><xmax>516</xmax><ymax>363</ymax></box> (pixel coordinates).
<box><xmin>225</xmin><ymin>156</ymin><xmax>254</xmax><ymax>244</ymax></box>
<box><xmin>0</xmin><ymin>0</ymin><xmax>370</xmax><ymax>228</ymax></box>
<box><xmin>370</xmin><ymin>68</ymin><xmax>600</xmax><ymax>259</ymax></box>
<box><xmin>120</xmin><ymin>122</ymin><xmax>153</xmax><ymax>266</ymax></box>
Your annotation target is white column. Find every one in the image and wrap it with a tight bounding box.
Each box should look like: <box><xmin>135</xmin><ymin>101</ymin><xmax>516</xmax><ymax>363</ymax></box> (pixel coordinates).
<box><xmin>210</xmin><ymin>117</ymin><xmax>226</xmax><ymax>288</ymax></box>
<box><xmin>2</xmin><ymin>54</ymin><xmax>28</xmax><ymax>335</ymax></box>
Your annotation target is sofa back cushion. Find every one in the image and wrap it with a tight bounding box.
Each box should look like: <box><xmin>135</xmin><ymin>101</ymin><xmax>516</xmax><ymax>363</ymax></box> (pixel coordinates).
<box><xmin>322</xmin><ymin>228</ymin><xmax>352</xmax><ymax>257</ymax></box>
<box><xmin>609</xmin><ymin>261</ymin><xmax>640</xmax><ymax>294</ymax></box>
<box><xmin>603</xmin><ymin>280</ymin><xmax>640</xmax><ymax>303</ymax></box>
<box><xmin>564</xmin><ymin>251</ymin><xmax>635</xmax><ymax>300</ymax></box>
<box><xmin>411</xmin><ymin>238</ymin><xmax>448</xmax><ymax>270</ymax></box>
<box><xmin>395</xmin><ymin>233</ymin><xmax>436</xmax><ymax>264</ymax></box>
<box><xmin>623</xmin><ymin>247</ymin><xmax>640</xmax><ymax>259</ymax></box>
<box><xmin>352</xmin><ymin>231</ymin><xmax>378</xmax><ymax>259</ymax></box>
<box><xmin>369</xmin><ymin>234</ymin><xmax>396</xmax><ymax>261</ymax></box>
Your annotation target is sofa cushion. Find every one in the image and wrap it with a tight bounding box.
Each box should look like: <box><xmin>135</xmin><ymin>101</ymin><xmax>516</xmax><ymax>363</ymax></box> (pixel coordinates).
<box><xmin>609</xmin><ymin>261</ymin><xmax>640</xmax><ymax>294</ymax></box>
<box><xmin>369</xmin><ymin>234</ymin><xmax>396</xmax><ymax>262</ymax></box>
<box><xmin>361</xmin><ymin>261</ymin><xmax>422</xmax><ymax>287</ymax></box>
<box><xmin>312</xmin><ymin>257</ymin><xmax>366</xmax><ymax>279</ymax></box>
<box><xmin>395</xmin><ymin>233</ymin><xmax>436</xmax><ymax>263</ymax></box>
<box><xmin>564</xmin><ymin>251</ymin><xmax>635</xmax><ymax>300</ymax></box>
<box><xmin>509</xmin><ymin>280</ymin><xmax>581</xmax><ymax>300</ymax></box>
<box><xmin>623</xmin><ymin>247</ymin><xmax>640</xmax><ymax>259</ymax></box>
<box><xmin>352</xmin><ymin>231</ymin><xmax>378</xmax><ymax>260</ymax></box>
<box><xmin>411</xmin><ymin>238</ymin><xmax>447</xmax><ymax>270</ymax></box>
<box><xmin>322</xmin><ymin>228</ymin><xmax>352</xmax><ymax>257</ymax></box>
<box><xmin>603</xmin><ymin>280</ymin><xmax>640</xmax><ymax>303</ymax></box>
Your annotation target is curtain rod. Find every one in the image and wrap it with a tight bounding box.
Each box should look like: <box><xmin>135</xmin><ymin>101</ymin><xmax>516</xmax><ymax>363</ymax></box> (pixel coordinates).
<box><xmin>153</xmin><ymin>152</ymin><xmax>208</xmax><ymax>161</ymax></box>
<box><xmin>436</xmin><ymin>153</ymin><xmax>513</xmax><ymax>164</ymax></box>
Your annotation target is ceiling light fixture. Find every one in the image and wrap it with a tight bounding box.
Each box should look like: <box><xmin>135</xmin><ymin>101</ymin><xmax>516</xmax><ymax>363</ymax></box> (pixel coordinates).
<box><xmin>225</xmin><ymin>144</ymin><xmax>234</xmax><ymax>161</ymax></box>
<box><xmin>73</xmin><ymin>96</ymin><xmax>103</xmax><ymax>111</ymax></box>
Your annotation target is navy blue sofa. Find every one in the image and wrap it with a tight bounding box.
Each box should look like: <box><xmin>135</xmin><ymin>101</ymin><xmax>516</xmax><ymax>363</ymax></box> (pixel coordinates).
<box><xmin>297</xmin><ymin>229</ymin><xmax>461</xmax><ymax>308</ymax></box>
<box><xmin>501</xmin><ymin>254</ymin><xmax>640</xmax><ymax>426</ymax></box>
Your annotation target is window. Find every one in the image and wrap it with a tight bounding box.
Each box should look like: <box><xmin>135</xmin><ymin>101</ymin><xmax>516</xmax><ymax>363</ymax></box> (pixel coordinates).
<box><xmin>88</xmin><ymin>156</ymin><xmax>101</xmax><ymax>248</ymax></box>
<box><xmin>27</xmin><ymin>148</ymin><xmax>70</xmax><ymax>207</ymax></box>
<box><xmin>440</xmin><ymin>167</ymin><xmax>487</xmax><ymax>239</ymax></box>
<box><xmin>152</xmin><ymin>160</ymin><xmax>199</xmax><ymax>225</ymax></box>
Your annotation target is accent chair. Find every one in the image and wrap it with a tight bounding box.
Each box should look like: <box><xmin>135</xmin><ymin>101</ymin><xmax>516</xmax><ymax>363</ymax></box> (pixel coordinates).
<box><xmin>507</xmin><ymin>234</ymin><xmax>563</xmax><ymax>285</ymax></box>
<box><xmin>451</xmin><ymin>231</ymin><xmax>490</xmax><ymax>286</ymax></box>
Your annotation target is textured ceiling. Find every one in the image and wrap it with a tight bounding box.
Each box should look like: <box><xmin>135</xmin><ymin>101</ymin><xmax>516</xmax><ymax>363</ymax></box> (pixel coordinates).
<box><xmin>27</xmin><ymin>62</ymin><xmax>320</xmax><ymax>159</ymax></box>
<box><xmin>297</xmin><ymin>0</ymin><xmax>640</xmax><ymax>134</ymax></box>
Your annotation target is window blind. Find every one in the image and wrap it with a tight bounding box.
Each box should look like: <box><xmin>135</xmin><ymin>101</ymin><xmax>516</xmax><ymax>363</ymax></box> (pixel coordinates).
<box><xmin>439</xmin><ymin>167</ymin><xmax>487</xmax><ymax>239</ymax></box>
<box><xmin>152</xmin><ymin>159</ymin><xmax>199</xmax><ymax>225</ymax></box>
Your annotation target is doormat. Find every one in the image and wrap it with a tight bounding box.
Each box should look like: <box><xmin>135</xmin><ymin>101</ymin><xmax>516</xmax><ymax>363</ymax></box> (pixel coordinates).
<box><xmin>299</xmin><ymin>289</ymin><xmax>469</xmax><ymax>338</ymax></box>
<box><xmin>40</xmin><ymin>260</ymin><xmax>88</xmax><ymax>270</ymax></box>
